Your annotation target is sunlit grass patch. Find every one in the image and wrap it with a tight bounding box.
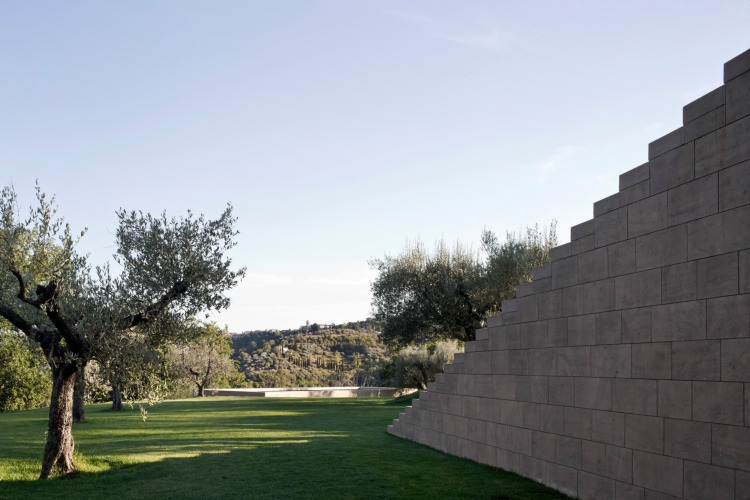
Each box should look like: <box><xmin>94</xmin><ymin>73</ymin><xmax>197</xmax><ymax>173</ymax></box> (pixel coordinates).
<box><xmin>0</xmin><ymin>397</ymin><xmax>569</xmax><ymax>499</ymax></box>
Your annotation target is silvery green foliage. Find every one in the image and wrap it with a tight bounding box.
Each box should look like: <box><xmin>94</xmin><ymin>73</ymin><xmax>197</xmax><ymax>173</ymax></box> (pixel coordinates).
<box><xmin>0</xmin><ymin>183</ymin><xmax>246</xmax><ymax>372</ymax></box>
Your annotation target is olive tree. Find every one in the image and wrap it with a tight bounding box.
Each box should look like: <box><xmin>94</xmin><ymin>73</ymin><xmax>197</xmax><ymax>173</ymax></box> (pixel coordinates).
<box><xmin>0</xmin><ymin>184</ymin><xmax>245</xmax><ymax>478</ymax></box>
<box><xmin>370</xmin><ymin>223</ymin><xmax>557</xmax><ymax>347</ymax></box>
<box><xmin>167</xmin><ymin>321</ymin><xmax>243</xmax><ymax>397</ymax></box>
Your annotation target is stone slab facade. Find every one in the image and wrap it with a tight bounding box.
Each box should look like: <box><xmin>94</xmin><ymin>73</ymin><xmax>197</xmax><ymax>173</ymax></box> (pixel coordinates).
<box><xmin>388</xmin><ymin>48</ymin><xmax>750</xmax><ymax>499</ymax></box>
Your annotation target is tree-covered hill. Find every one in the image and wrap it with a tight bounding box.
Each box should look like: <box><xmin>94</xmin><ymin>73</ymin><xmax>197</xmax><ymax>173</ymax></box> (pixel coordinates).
<box><xmin>230</xmin><ymin>319</ymin><xmax>391</xmax><ymax>388</ymax></box>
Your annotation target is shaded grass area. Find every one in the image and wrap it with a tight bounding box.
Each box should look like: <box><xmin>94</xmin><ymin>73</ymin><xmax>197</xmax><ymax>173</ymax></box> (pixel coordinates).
<box><xmin>0</xmin><ymin>397</ymin><xmax>568</xmax><ymax>499</ymax></box>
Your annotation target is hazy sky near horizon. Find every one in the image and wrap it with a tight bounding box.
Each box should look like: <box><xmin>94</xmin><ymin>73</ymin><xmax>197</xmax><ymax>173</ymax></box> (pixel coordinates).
<box><xmin>1</xmin><ymin>2</ymin><xmax>749</xmax><ymax>332</ymax></box>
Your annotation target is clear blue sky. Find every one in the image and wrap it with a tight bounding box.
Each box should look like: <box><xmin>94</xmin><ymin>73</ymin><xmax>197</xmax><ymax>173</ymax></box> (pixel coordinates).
<box><xmin>2</xmin><ymin>1</ymin><xmax>749</xmax><ymax>332</ymax></box>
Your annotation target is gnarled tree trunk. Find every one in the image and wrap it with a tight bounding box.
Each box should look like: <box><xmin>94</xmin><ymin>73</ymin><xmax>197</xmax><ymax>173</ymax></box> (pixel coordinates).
<box><xmin>111</xmin><ymin>382</ymin><xmax>122</xmax><ymax>411</ymax></box>
<box><xmin>73</xmin><ymin>365</ymin><xmax>86</xmax><ymax>422</ymax></box>
<box><xmin>40</xmin><ymin>362</ymin><xmax>78</xmax><ymax>479</ymax></box>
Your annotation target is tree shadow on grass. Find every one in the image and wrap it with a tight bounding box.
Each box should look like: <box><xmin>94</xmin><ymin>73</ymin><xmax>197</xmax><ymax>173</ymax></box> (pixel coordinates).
<box><xmin>0</xmin><ymin>398</ymin><xmax>569</xmax><ymax>500</ymax></box>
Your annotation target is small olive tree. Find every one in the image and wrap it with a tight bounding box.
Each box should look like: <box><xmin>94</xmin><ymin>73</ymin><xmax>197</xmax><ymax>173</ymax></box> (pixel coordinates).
<box><xmin>0</xmin><ymin>322</ymin><xmax>51</xmax><ymax>411</ymax></box>
<box><xmin>167</xmin><ymin>321</ymin><xmax>243</xmax><ymax>397</ymax></box>
<box><xmin>0</xmin><ymin>184</ymin><xmax>245</xmax><ymax>478</ymax></box>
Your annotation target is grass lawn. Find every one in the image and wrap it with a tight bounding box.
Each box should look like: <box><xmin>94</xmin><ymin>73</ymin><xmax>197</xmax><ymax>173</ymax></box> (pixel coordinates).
<box><xmin>0</xmin><ymin>396</ymin><xmax>568</xmax><ymax>499</ymax></box>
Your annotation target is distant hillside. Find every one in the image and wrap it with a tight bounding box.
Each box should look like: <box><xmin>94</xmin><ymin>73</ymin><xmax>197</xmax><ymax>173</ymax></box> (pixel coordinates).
<box><xmin>230</xmin><ymin>319</ymin><xmax>391</xmax><ymax>388</ymax></box>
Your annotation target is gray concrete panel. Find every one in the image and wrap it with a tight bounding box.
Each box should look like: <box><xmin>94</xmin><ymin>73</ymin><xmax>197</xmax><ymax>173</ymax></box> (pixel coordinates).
<box><xmin>692</xmin><ymin>381</ymin><xmax>744</xmax><ymax>425</ymax></box>
<box><xmin>684</xmin><ymin>105</ymin><xmax>726</xmax><ymax>142</ymax></box>
<box><xmin>649</xmin><ymin>128</ymin><xmax>685</xmax><ymax>160</ymax></box>
<box><xmin>664</xmin><ymin>418</ymin><xmax>711</xmax><ymax>463</ymax></box>
<box><xmin>650</xmin><ymin>143</ymin><xmax>694</xmax><ymax>195</ymax></box>
<box><xmin>683</xmin><ymin>86</ymin><xmax>725</xmax><ymax>123</ymax></box>
<box><xmin>695</xmin><ymin>114</ymin><xmax>750</xmax><ymax>177</ymax></box>
<box><xmin>595</xmin><ymin>206</ymin><xmax>628</xmax><ymax>247</ymax></box>
<box><xmin>667</xmin><ymin>173</ymin><xmax>718</xmax><ymax>226</ymax></box>
<box><xmin>620</xmin><ymin>162</ymin><xmax>650</xmax><ymax>191</ymax></box>
<box><xmin>628</xmin><ymin>191</ymin><xmax>668</xmax><ymax>238</ymax></box>
<box><xmin>718</xmin><ymin>159</ymin><xmax>750</xmax><ymax>212</ymax></box>
<box><xmin>726</xmin><ymin>70</ymin><xmax>750</xmax><ymax>122</ymax></box>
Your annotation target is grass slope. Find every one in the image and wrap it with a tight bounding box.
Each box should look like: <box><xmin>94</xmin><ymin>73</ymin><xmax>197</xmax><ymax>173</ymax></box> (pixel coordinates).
<box><xmin>0</xmin><ymin>397</ymin><xmax>568</xmax><ymax>499</ymax></box>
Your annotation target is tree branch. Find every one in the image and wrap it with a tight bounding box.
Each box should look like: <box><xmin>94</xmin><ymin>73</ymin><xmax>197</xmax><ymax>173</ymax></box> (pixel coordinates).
<box><xmin>121</xmin><ymin>280</ymin><xmax>188</xmax><ymax>329</ymax></box>
<box><xmin>9</xmin><ymin>266</ymin><xmax>43</xmax><ymax>309</ymax></box>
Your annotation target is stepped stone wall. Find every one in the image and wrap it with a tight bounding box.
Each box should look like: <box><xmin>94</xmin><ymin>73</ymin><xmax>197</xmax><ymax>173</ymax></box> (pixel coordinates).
<box><xmin>388</xmin><ymin>48</ymin><xmax>750</xmax><ymax>500</ymax></box>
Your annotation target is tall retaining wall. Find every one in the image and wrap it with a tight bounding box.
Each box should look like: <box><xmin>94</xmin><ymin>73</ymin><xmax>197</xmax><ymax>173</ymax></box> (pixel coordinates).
<box><xmin>388</xmin><ymin>48</ymin><xmax>750</xmax><ymax>499</ymax></box>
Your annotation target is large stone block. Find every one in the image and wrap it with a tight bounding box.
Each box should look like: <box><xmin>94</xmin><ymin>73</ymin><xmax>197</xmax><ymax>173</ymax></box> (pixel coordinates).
<box><xmin>671</xmin><ymin>340</ymin><xmax>721</xmax><ymax>381</ymax></box>
<box><xmin>727</xmin><ymin>69</ymin><xmax>750</xmax><ymax>122</ymax></box>
<box><xmin>695</xmin><ymin>114</ymin><xmax>750</xmax><ymax>177</ymax></box>
<box><xmin>649</xmin><ymin>128</ymin><xmax>685</xmax><ymax>160</ymax></box>
<box><xmin>738</xmin><ymin>471</ymin><xmax>750</xmax><ymax>500</ymax></box>
<box><xmin>519</xmin><ymin>320</ymin><xmax>549</xmax><ymax>349</ymax></box>
<box><xmin>616</xmin><ymin>269</ymin><xmax>661</xmax><ymax>310</ymax></box>
<box><xmin>548</xmin><ymin>376</ymin><xmax>574</xmax><ymax>406</ymax></box>
<box><xmin>487</xmin><ymin>421</ymin><xmax>508</xmax><ymax>448</ymax></box>
<box><xmin>650</xmin><ymin>142</ymin><xmax>694</xmax><ymax>195</ymax></box>
<box><xmin>517</xmin><ymin>295</ymin><xmax>539</xmax><ymax>323</ymax></box>
<box><xmin>531</xmin><ymin>430</ymin><xmax>556</xmax><ymax>461</ymax></box>
<box><xmin>606</xmin><ymin>444</ymin><xmax>633</xmax><ymax>483</ymax></box>
<box><xmin>592</xmin><ymin>410</ymin><xmax>625</xmax><ymax>446</ymax></box>
<box><xmin>575</xmin><ymin>377</ymin><xmax>612</xmax><ymax>410</ymax></box>
<box><xmin>631</xmin><ymin>342</ymin><xmax>671</xmax><ymax>379</ymax></box>
<box><xmin>552</xmin><ymin>255</ymin><xmax>578</xmax><ymax>289</ymax></box>
<box><xmin>636</xmin><ymin>225</ymin><xmax>688</xmax><ymax>271</ymax></box>
<box><xmin>541</xmin><ymin>404</ymin><xmax>564</xmax><ymax>434</ymax></box>
<box><xmin>519</xmin><ymin>454</ymin><xmax>545</xmax><ymax>483</ymax></box>
<box><xmin>556</xmin><ymin>434</ymin><xmax>582</xmax><ymax>468</ymax></box>
<box><xmin>625</xmin><ymin>414</ymin><xmax>664</xmax><ymax>454</ymax></box>
<box><xmin>582</xmin><ymin>440</ymin><xmax>606</xmax><ymax>476</ymax></box>
<box><xmin>712</xmin><ymin>423</ymin><xmax>750</xmax><ymax>471</ymax></box>
<box><xmin>568</xmin><ymin>313</ymin><xmax>597</xmax><ymax>346</ymax></box>
<box><xmin>596</xmin><ymin>310</ymin><xmax>622</xmax><ymax>344</ymax></box>
<box><xmin>537</xmin><ymin>289</ymin><xmax>562</xmax><ymax>320</ymax></box>
<box><xmin>628</xmin><ymin>191</ymin><xmax>668</xmax><ymax>238</ymax></box>
<box><xmin>528</xmin><ymin>348</ymin><xmax>556</xmax><ymax>376</ymax></box>
<box><xmin>692</xmin><ymin>381</ymin><xmax>744</xmax><ymax>425</ymax></box>
<box><xmin>563</xmin><ymin>406</ymin><xmax>592</xmax><ymax>440</ymax></box>
<box><xmin>667</xmin><ymin>172</ymin><xmax>718</xmax><ymax>226</ymax></box>
<box><xmin>661</xmin><ymin>261</ymin><xmax>697</xmax><ymax>303</ymax></box>
<box><xmin>615</xmin><ymin>481</ymin><xmax>645</xmax><ymax>500</ymax></box>
<box><xmin>743</xmin><ymin>250</ymin><xmax>750</xmax><ymax>293</ymax></box>
<box><xmin>612</xmin><ymin>379</ymin><xmax>657</xmax><ymax>416</ymax></box>
<box><xmin>545</xmin><ymin>462</ymin><xmax>578</xmax><ymax>498</ymax></box>
<box><xmin>697</xmin><ymin>252</ymin><xmax>738</xmax><ymax>298</ymax></box>
<box><xmin>620</xmin><ymin>178</ymin><xmax>651</xmax><ymax>206</ymax></box>
<box><xmin>547</xmin><ymin>317</ymin><xmax>568</xmax><ymax>346</ymax></box>
<box><xmin>557</xmin><ymin>346</ymin><xmax>590</xmax><ymax>376</ymax></box>
<box><xmin>507</xmin><ymin>425</ymin><xmax>532</xmax><ymax>455</ymax></box>
<box><xmin>493</xmin><ymin>374</ymin><xmax>516</xmax><ymax>400</ymax></box>
<box><xmin>620</xmin><ymin>162</ymin><xmax>650</xmax><ymax>191</ymax></box>
<box><xmin>578</xmin><ymin>247</ymin><xmax>608</xmax><ymax>283</ymax></box>
<box><xmin>578</xmin><ymin>471</ymin><xmax>616</xmax><ymax>500</ymax></box>
<box><xmin>651</xmin><ymin>300</ymin><xmax>706</xmax><ymax>342</ymax></box>
<box><xmin>664</xmin><ymin>418</ymin><xmax>711</xmax><ymax>463</ymax></box>
<box><xmin>594</xmin><ymin>193</ymin><xmax>621</xmax><ymax>218</ymax></box>
<box><xmin>516</xmin><ymin>375</ymin><xmax>548</xmax><ymax>403</ymax></box>
<box><xmin>595</xmin><ymin>206</ymin><xmax>628</xmax><ymax>247</ymax></box>
<box><xmin>684</xmin><ymin>105</ymin><xmax>726</xmax><ymax>142</ymax></box>
<box><xmin>707</xmin><ymin>294</ymin><xmax>750</xmax><ymax>338</ymax></box>
<box><xmin>621</xmin><ymin>307</ymin><xmax>652</xmax><ymax>343</ymax></box>
<box><xmin>508</xmin><ymin>349</ymin><xmax>529</xmax><ymax>375</ymax></box>
<box><xmin>719</xmin><ymin>159</ymin><xmax>750</xmax><ymax>211</ymax></box>
<box><xmin>632</xmin><ymin>450</ymin><xmax>684</xmax><ymax>498</ymax></box>
<box><xmin>500</xmin><ymin>400</ymin><xmax>524</xmax><ymax>427</ymax></box>
<box><xmin>724</xmin><ymin>48</ymin><xmax>750</xmax><ymax>82</ymax></box>
<box><xmin>683</xmin><ymin>85</ymin><xmax>725</xmax><ymax>123</ymax></box>
<box><xmin>683</xmin><ymin>461</ymin><xmax>735</xmax><ymax>500</ymax></box>
<box><xmin>721</xmin><ymin>338</ymin><xmax>750</xmax><ymax>382</ymax></box>
<box><xmin>607</xmin><ymin>238</ymin><xmax>636</xmax><ymax>277</ymax></box>
<box><xmin>658</xmin><ymin>380</ymin><xmax>693</xmax><ymax>418</ymax></box>
<box><xmin>591</xmin><ymin>344</ymin><xmax>630</xmax><ymax>377</ymax></box>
